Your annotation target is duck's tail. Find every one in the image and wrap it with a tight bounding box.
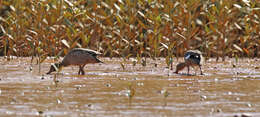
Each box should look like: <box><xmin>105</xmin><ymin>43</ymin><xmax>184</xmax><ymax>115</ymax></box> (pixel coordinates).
<box><xmin>95</xmin><ymin>57</ymin><xmax>104</xmax><ymax>64</ymax></box>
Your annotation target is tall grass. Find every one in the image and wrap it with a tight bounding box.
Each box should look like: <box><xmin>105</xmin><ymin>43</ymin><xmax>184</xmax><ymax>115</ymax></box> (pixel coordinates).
<box><xmin>0</xmin><ymin>0</ymin><xmax>259</xmax><ymax>62</ymax></box>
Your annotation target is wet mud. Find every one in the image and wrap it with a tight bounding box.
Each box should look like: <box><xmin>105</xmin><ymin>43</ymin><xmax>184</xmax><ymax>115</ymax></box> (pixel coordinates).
<box><xmin>0</xmin><ymin>57</ymin><xmax>260</xmax><ymax>117</ymax></box>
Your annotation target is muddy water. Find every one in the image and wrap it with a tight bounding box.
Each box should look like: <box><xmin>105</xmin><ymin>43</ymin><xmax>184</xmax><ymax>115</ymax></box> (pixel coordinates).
<box><xmin>0</xmin><ymin>57</ymin><xmax>260</xmax><ymax>117</ymax></box>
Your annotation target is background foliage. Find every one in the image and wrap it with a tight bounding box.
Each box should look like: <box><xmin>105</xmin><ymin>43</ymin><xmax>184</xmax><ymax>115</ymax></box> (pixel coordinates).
<box><xmin>0</xmin><ymin>0</ymin><xmax>260</xmax><ymax>62</ymax></box>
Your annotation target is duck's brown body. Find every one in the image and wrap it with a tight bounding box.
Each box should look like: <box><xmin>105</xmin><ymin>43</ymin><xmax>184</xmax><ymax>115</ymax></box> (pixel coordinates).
<box><xmin>175</xmin><ymin>50</ymin><xmax>203</xmax><ymax>75</ymax></box>
<box><xmin>47</xmin><ymin>48</ymin><xmax>103</xmax><ymax>75</ymax></box>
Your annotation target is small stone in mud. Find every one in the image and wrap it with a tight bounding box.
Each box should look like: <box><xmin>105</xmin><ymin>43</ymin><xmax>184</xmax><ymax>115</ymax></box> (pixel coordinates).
<box><xmin>200</xmin><ymin>95</ymin><xmax>207</xmax><ymax>100</ymax></box>
<box><xmin>247</xmin><ymin>103</ymin><xmax>252</xmax><ymax>107</ymax></box>
<box><xmin>41</xmin><ymin>75</ymin><xmax>45</xmax><ymax>80</ymax></box>
<box><xmin>29</xmin><ymin>66</ymin><xmax>33</xmax><ymax>71</ymax></box>
<box><xmin>119</xmin><ymin>78</ymin><xmax>127</xmax><ymax>80</ymax></box>
<box><xmin>236</xmin><ymin>72</ymin><xmax>241</xmax><ymax>75</ymax></box>
<box><xmin>38</xmin><ymin>111</ymin><xmax>43</xmax><ymax>114</ymax></box>
<box><xmin>106</xmin><ymin>84</ymin><xmax>111</xmax><ymax>87</ymax></box>
<box><xmin>216</xmin><ymin>108</ymin><xmax>221</xmax><ymax>113</ymax></box>
<box><xmin>133</xmin><ymin>77</ymin><xmax>138</xmax><ymax>80</ymax></box>
<box><xmin>241</xmin><ymin>113</ymin><xmax>252</xmax><ymax>117</ymax></box>
<box><xmin>87</xmin><ymin>104</ymin><xmax>92</xmax><ymax>107</ymax></box>
<box><xmin>137</xmin><ymin>82</ymin><xmax>144</xmax><ymax>86</ymax></box>
<box><xmin>57</xmin><ymin>99</ymin><xmax>62</xmax><ymax>104</ymax></box>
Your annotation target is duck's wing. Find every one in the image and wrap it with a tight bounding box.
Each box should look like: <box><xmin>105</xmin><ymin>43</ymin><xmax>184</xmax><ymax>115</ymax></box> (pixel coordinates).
<box><xmin>71</xmin><ymin>48</ymin><xmax>102</xmax><ymax>56</ymax></box>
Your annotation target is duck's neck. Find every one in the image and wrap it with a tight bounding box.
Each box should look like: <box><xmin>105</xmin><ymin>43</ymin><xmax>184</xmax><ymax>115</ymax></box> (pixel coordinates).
<box><xmin>54</xmin><ymin>62</ymin><xmax>63</xmax><ymax>70</ymax></box>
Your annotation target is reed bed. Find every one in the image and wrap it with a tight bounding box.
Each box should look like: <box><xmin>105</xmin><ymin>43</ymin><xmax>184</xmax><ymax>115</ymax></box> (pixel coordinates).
<box><xmin>0</xmin><ymin>0</ymin><xmax>260</xmax><ymax>63</ymax></box>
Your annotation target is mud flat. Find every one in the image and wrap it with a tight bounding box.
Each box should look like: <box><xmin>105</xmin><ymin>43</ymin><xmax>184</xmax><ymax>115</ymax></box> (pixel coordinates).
<box><xmin>0</xmin><ymin>57</ymin><xmax>260</xmax><ymax>117</ymax></box>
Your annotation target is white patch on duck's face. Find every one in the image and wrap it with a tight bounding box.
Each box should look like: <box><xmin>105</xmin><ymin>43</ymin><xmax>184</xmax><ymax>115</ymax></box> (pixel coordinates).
<box><xmin>185</xmin><ymin>54</ymin><xmax>191</xmax><ymax>60</ymax></box>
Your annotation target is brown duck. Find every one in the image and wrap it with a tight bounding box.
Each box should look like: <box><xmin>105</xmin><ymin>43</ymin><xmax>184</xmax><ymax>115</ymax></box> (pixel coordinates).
<box><xmin>175</xmin><ymin>50</ymin><xmax>203</xmax><ymax>75</ymax></box>
<box><xmin>47</xmin><ymin>48</ymin><xmax>103</xmax><ymax>75</ymax></box>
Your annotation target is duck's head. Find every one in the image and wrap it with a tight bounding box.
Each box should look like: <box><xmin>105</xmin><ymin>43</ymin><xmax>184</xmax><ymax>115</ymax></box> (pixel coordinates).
<box><xmin>46</xmin><ymin>63</ymin><xmax>62</xmax><ymax>74</ymax></box>
<box><xmin>175</xmin><ymin>62</ymin><xmax>187</xmax><ymax>74</ymax></box>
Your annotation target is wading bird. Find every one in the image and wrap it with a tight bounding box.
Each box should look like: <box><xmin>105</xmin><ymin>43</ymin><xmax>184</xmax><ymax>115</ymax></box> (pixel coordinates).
<box><xmin>175</xmin><ymin>50</ymin><xmax>203</xmax><ymax>75</ymax></box>
<box><xmin>47</xmin><ymin>48</ymin><xmax>103</xmax><ymax>75</ymax></box>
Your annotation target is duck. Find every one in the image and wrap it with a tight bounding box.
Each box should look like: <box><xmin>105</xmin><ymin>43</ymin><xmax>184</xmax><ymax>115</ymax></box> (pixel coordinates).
<box><xmin>47</xmin><ymin>48</ymin><xmax>103</xmax><ymax>75</ymax></box>
<box><xmin>175</xmin><ymin>50</ymin><xmax>203</xmax><ymax>75</ymax></box>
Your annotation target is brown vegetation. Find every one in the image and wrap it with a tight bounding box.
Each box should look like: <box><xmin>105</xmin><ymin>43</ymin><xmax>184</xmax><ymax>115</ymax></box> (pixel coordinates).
<box><xmin>0</xmin><ymin>0</ymin><xmax>260</xmax><ymax>62</ymax></box>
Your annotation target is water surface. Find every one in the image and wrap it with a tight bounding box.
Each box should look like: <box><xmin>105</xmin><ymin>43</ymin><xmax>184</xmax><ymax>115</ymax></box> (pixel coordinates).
<box><xmin>0</xmin><ymin>57</ymin><xmax>260</xmax><ymax>117</ymax></box>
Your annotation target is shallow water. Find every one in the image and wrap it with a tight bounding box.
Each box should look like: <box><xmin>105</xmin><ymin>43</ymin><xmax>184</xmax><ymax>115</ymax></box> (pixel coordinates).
<box><xmin>0</xmin><ymin>57</ymin><xmax>260</xmax><ymax>117</ymax></box>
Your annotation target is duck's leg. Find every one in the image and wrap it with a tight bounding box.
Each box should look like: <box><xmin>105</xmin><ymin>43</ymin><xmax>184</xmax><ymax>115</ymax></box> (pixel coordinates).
<box><xmin>193</xmin><ymin>66</ymin><xmax>197</xmax><ymax>75</ymax></box>
<box><xmin>187</xmin><ymin>65</ymin><xmax>190</xmax><ymax>75</ymax></box>
<box><xmin>199</xmin><ymin>65</ymin><xmax>203</xmax><ymax>75</ymax></box>
<box><xmin>80</xmin><ymin>64</ymin><xmax>86</xmax><ymax>75</ymax></box>
<box><xmin>78</xmin><ymin>65</ymin><xmax>82</xmax><ymax>75</ymax></box>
